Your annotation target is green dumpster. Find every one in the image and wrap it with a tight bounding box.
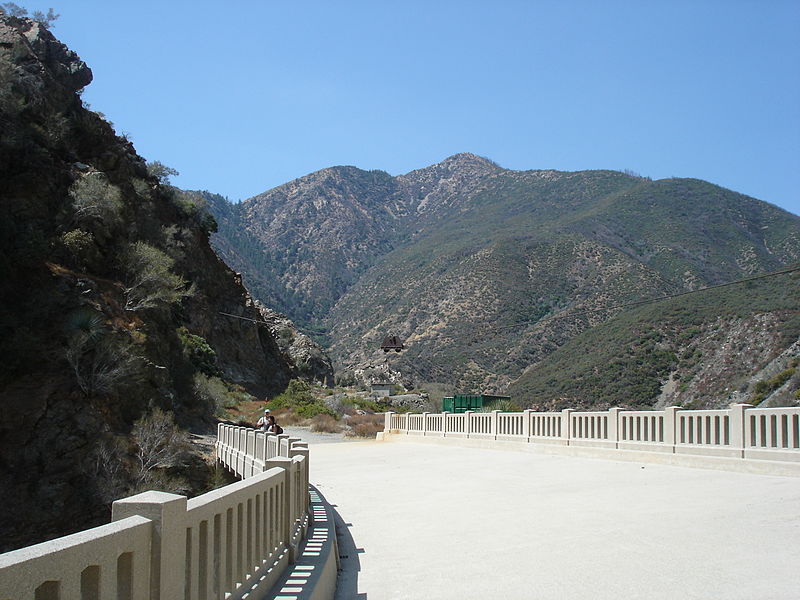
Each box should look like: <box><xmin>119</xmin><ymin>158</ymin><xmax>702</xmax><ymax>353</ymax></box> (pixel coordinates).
<box><xmin>441</xmin><ymin>394</ymin><xmax>511</xmax><ymax>413</ymax></box>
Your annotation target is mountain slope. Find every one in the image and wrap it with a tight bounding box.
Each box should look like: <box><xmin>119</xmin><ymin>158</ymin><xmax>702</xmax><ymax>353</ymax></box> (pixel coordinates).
<box><xmin>206</xmin><ymin>168</ymin><xmax>406</xmax><ymax>329</ymax></box>
<box><xmin>506</xmin><ymin>268</ymin><xmax>800</xmax><ymax>409</ymax></box>
<box><xmin>324</xmin><ymin>167</ymin><xmax>799</xmax><ymax>392</ymax></box>
<box><xmin>209</xmin><ymin>154</ymin><xmax>799</xmax><ymax>401</ymax></box>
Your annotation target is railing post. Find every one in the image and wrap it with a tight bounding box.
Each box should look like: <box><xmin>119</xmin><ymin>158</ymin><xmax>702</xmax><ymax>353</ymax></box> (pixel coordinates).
<box><xmin>608</xmin><ymin>408</ymin><xmax>622</xmax><ymax>447</ymax></box>
<box><xmin>422</xmin><ymin>412</ymin><xmax>429</xmax><ymax>436</ymax></box>
<box><xmin>442</xmin><ymin>411</ymin><xmax>448</xmax><ymax>437</ymax></box>
<box><xmin>247</xmin><ymin>429</ymin><xmax>256</xmax><ymax>476</ymax></box>
<box><xmin>256</xmin><ymin>432</ymin><xmax>267</xmax><ymax>470</ymax></box>
<box><xmin>112</xmin><ymin>491</ymin><xmax>187</xmax><ymax>600</ymax></box>
<box><xmin>215</xmin><ymin>423</ymin><xmax>224</xmax><ymax>464</ymax></box>
<box><xmin>278</xmin><ymin>434</ymin><xmax>291</xmax><ymax>457</ymax></box>
<box><xmin>265</xmin><ymin>456</ymin><xmax>294</xmax><ymax>558</ymax></box>
<box><xmin>464</xmin><ymin>410</ymin><xmax>473</xmax><ymax>437</ymax></box>
<box><xmin>492</xmin><ymin>410</ymin><xmax>500</xmax><ymax>439</ymax></box>
<box><xmin>236</xmin><ymin>427</ymin><xmax>246</xmax><ymax>476</ymax></box>
<box><xmin>384</xmin><ymin>411</ymin><xmax>394</xmax><ymax>432</ymax></box>
<box><xmin>290</xmin><ymin>446</ymin><xmax>309</xmax><ymax>537</ymax></box>
<box><xmin>286</xmin><ymin>460</ymin><xmax>299</xmax><ymax>562</ymax></box>
<box><xmin>523</xmin><ymin>409</ymin><xmax>532</xmax><ymax>440</ymax></box>
<box><xmin>729</xmin><ymin>403</ymin><xmax>752</xmax><ymax>458</ymax></box>
<box><xmin>664</xmin><ymin>406</ymin><xmax>681</xmax><ymax>450</ymax></box>
<box><xmin>561</xmin><ymin>409</ymin><xmax>573</xmax><ymax>444</ymax></box>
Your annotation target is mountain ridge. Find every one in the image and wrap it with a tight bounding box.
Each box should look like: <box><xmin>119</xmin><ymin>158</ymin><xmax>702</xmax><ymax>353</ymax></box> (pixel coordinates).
<box><xmin>208</xmin><ymin>155</ymin><xmax>800</xmax><ymax>405</ymax></box>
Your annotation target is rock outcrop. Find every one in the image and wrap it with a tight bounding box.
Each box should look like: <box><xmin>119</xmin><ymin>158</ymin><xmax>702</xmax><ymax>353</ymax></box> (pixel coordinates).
<box><xmin>255</xmin><ymin>303</ymin><xmax>334</xmax><ymax>387</ymax></box>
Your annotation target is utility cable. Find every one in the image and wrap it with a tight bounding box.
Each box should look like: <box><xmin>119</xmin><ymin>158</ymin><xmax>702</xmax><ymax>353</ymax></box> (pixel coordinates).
<box><xmin>218</xmin><ymin>311</ymin><xmax>273</xmax><ymax>326</ymax></box>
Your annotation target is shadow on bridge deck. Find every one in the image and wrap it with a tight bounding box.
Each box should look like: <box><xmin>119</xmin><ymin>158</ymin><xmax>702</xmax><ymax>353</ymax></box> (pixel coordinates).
<box><xmin>329</xmin><ymin>499</ymin><xmax>367</xmax><ymax>600</ymax></box>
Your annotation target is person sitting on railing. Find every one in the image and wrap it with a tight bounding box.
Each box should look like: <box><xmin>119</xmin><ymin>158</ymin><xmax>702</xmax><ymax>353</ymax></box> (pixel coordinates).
<box><xmin>256</xmin><ymin>409</ymin><xmax>271</xmax><ymax>432</ymax></box>
<box><xmin>264</xmin><ymin>415</ymin><xmax>284</xmax><ymax>435</ymax></box>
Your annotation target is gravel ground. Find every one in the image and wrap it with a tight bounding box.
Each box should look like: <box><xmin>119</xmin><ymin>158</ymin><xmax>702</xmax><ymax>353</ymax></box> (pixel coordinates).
<box><xmin>191</xmin><ymin>426</ymin><xmax>366</xmax><ymax>456</ymax></box>
<box><xmin>282</xmin><ymin>425</ymin><xmax>361</xmax><ymax>445</ymax></box>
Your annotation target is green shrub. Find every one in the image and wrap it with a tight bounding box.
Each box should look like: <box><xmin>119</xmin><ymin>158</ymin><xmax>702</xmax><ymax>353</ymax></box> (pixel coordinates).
<box><xmin>344</xmin><ymin>396</ymin><xmax>384</xmax><ymax>413</ymax></box>
<box><xmin>0</xmin><ymin>5</ymin><xmax>59</xmax><ymax>27</ymax></box>
<box><xmin>752</xmin><ymin>368</ymin><xmax>796</xmax><ymax>403</ymax></box>
<box><xmin>268</xmin><ymin>379</ymin><xmax>336</xmax><ymax>419</ymax></box>
<box><xmin>63</xmin><ymin>310</ymin><xmax>143</xmax><ymax>397</ymax></box>
<box><xmin>69</xmin><ymin>173</ymin><xmax>123</xmax><ymax>237</ymax></box>
<box><xmin>177</xmin><ymin>327</ymin><xmax>219</xmax><ymax>376</ymax></box>
<box><xmin>294</xmin><ymin>401</ymin><xmax>336</xmax><ymax>419</ymax></box>
<box><xmin>122</xmin><ymin>241</ymin><xmax>191</xmax><ymax>311</ymax></box>
<box><xmin>193</xmin><ymin>373</ymin><xmax>249</xmax><ymax>416</ymax></box>
<box><xmin>130</xmin><ymin>408</ymin><xmax>190</xmax><ymax>492</ymax></box>
<box><xmin>146</xmin><ymin>161</ymin><xmax>178</xmax><ymax>185</ymax></box>
<box><xmin>61</xmin><ymin>229</ymin><xmax>94</xmax><ymax>258</ymax></box>
<box><xmin>172</xmin><ymin>190</ymin><xmax>218</xmax><ymax>234</ymax></box>
<box><xmin>477</xmin><ymin>399</ymin><xmax>521</xmax><ymax>412</ymax></box>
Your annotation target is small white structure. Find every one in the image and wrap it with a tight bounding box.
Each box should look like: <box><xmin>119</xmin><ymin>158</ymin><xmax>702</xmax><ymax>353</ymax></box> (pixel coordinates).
<box><xmin>371</xmin><ymin>381</ymin><xmax>393</xmax><ymax>398</ymax></box>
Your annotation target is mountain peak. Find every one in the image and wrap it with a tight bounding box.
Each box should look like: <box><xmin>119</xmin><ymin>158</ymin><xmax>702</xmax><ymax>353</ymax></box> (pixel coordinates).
<box><xmin>401</xmin><ymin>153</ymin><xmax>501</xmax><ymax>185</ymax></box>
<box><xmin>439</xmin><ymin>152</ymin><xmax>500</xmax><ymax>168</ymax></box>
<box><xmin>426</xmin><ymin>153</ymin><xmax>502</xmax><ymax>174</ymax></box>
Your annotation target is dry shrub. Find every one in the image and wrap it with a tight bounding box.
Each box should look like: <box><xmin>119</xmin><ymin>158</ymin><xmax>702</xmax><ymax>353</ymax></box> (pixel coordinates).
<box><xmin>347</xmin><ymin>413</ymin><xmax>385</xmax><ymax>438</ymax></box>
<box><xmin>310</xmin><ymin>414</ymin><xmax>343</xmax><ymax>433</ymax></box>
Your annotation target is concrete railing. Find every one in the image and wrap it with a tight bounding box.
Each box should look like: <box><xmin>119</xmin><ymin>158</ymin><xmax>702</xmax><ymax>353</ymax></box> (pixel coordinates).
<box><xmin>214</xmin><ymin>424</ymin><xmax>311</xmax><ymax>561</ymax></box>
<box><xmin>0</xmin><ymin>424</ymin><xmax>310</xmax><ymax>600</ymax></box>
<box><xmin>385</xmin><ymin>404</ymin><xmax>800</xmax><ymax>465</ymax></box>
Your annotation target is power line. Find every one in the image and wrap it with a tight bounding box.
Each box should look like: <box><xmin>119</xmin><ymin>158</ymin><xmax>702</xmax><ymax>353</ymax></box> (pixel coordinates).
<box><xmin>218</xmin><ymin>311</ymin><xmax>272</xmax><ymax>326</ymax></box>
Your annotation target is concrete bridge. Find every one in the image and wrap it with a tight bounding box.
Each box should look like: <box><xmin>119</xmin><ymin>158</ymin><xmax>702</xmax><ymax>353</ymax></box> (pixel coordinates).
<box><xmin>1</xmin><ymin>404</ymin><xmax>799</xmax><ymax>599</ymax></box>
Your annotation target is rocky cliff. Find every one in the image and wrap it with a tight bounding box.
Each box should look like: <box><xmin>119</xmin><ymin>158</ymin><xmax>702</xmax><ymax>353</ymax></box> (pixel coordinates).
<box><xmin>0</xmin><ymin>15</ymin><xmax>330</xmax><ymax>552</ymax></box>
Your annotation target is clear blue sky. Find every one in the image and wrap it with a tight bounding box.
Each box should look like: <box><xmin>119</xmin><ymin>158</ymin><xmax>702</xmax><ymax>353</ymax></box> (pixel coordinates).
<box><xmin>47</xmin><ymin>0</ymin><xmax>800</xmax><ymax>215</ymax></box>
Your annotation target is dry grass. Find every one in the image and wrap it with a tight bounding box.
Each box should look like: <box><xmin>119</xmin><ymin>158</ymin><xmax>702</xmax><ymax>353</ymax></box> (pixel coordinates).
<box><xmin>310</xmin><ymin>414</ymin><xmax>343</xmax><ymax>433</ymax></box>
<box><xmin>271</xmin><ymin>408</ymin><xmax>306</xmax><ymax>426</ymax></box>
<box><xmin>226</xmin><ymin>399</ymin><xmax>264</xmax><ymax>425</ymax></box>
<box><xmin>222</xmin><ymin>396</ymin><xmax>384</xmax><ymax>437</ymax></box>
<box><xmin>346</xmin><ymin>413</ymin><xmax>385</xmax><ymax>438</ymax></box>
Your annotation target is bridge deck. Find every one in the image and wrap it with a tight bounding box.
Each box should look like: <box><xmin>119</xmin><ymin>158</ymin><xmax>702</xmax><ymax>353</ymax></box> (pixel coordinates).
<box><xmin>310</xmin><ymin>438</ymin><xmax>800</xmax><ymax>600</ymax></box>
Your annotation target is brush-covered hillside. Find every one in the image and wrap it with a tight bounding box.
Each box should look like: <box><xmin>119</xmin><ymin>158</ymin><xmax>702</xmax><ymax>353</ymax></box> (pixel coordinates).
<box><xmin>209</xmin><ymin>154</ymin><xmax>800</xmax><ymax>406</ymax></box>
<box><xmin>506</xmin><ymin>268</ymin><xmax>800</xmax><ymax>410</ymax></box>
<box><xmin>0</xmin><ymin>14</ymin><xmax>330</xmax><ymax>551</ymax></box>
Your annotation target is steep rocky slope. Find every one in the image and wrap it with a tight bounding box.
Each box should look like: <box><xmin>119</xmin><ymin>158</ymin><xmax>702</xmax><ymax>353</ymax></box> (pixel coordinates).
<box><xmin>210</xmin><ymin>155</ymin><xmax>799</xmax><ymax>404</ymax></box>
<box><xmin>206</xmin><ymin>154</ymin><xmax>504</xmax><ymax>331</ymax></box>
<box><xmin>0</xmin><ymin>15</ymin><xmax>330</xmax><ymax>551</ymax></box>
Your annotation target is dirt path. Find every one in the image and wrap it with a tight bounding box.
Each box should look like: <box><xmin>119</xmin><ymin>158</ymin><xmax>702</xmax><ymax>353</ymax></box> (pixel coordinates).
<box><xmin>282</xmin><ymin>425</ymin><xmax>360</xmax><ymax>445</ymax></box>
<box><xmin>189</xmin><ymin>426</ymin><xmax>361</xmax><ymax>458</ymax></box>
